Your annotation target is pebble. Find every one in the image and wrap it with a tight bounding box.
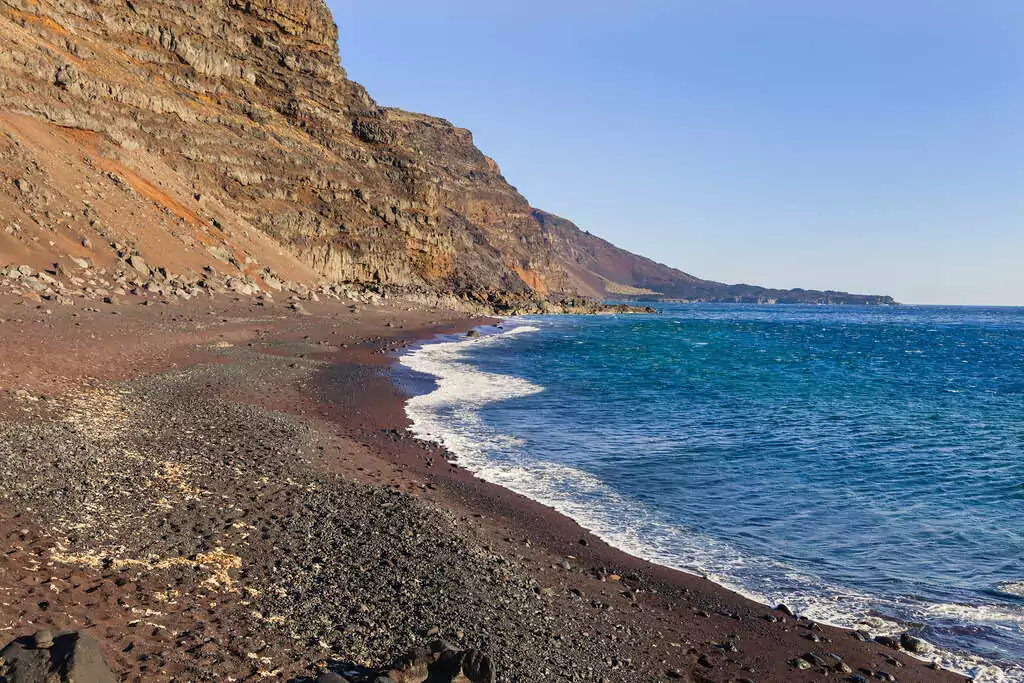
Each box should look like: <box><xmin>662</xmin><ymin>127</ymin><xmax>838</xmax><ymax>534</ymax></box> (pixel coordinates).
<box><xmin>800</xmin><ymin>651</ymin><xmax>828</xmax><ymax>667</ymax></box>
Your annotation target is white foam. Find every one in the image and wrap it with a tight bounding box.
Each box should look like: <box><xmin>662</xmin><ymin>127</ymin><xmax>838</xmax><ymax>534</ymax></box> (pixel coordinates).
<box><xmin>934</xmin><ymin>653</ymin><xmax>1024</xmax><ymax>683</ymax></box>
<box><xmin>402</xmin><ymin>324</ymin><xmax>544</xmax><ymax>464</ymax></box>
<box><xmin>925</xmin><ymin>601</ymin><xmax>1024</xmax><ymax>625</ymax></box>
<box><xmin>398</xmin><ymin>323</ymin><xmax>1024</xmax><ymax>683</ymax></box>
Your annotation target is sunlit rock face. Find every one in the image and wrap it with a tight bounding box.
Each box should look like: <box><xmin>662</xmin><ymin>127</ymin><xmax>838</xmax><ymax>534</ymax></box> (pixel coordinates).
<box><xmin>0</xmin><ymin>0</ymin><xmax>895</xmax><ymax>306</ymax></box>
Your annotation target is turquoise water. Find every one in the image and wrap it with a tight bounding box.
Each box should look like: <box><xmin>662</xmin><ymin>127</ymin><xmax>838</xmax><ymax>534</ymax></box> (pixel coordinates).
<box><xmin>400</xmin><ymin>304</ymin><xmax>1024</xmax><ymax>681</ymax></box>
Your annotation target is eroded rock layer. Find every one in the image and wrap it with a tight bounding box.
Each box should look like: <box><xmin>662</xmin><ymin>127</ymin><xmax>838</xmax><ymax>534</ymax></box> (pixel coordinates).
<box><xmin>0</xmin><ymin>0</ymin><xmax>894</xmax><ymax>306</ymax></box>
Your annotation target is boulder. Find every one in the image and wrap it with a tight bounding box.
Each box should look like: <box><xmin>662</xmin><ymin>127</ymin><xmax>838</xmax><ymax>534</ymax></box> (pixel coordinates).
<box><xmin>316</xmin><ymin>673</ymin><xmax>352</xmax><ymax>683</ymax></box>
<box><xmin>0</xmin><ymin>630</ymin><xmax>117</xmax><ymax>683</ymax></box>
<box><xmin>900</xmin><ymin>633</ymin><xmax>934</xmax><ymax>655</ymax></box>
<box><xmin>382</xmin><ymin>643</ymin><xmax>495</xmax><ymax>683</ymax></box>
<box><xmin>127</xmin><ymin>254</ymin><xmax>150</xmax><ymax>277</ymax></box>
<box><xmin>874</xmin><ymin>635</ymin><xmax>901</xmax><ymax>649</ymax></box>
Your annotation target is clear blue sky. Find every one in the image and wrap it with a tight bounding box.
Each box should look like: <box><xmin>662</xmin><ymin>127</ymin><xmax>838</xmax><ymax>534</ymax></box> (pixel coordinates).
<box><xmin>327</xmin><ymin>1</ymin><xmax>1024</xmax><ymax>305</ymax></box>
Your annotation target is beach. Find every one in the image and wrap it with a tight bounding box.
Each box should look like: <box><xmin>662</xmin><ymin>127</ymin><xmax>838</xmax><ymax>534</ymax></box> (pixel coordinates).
<box><xmin>0</xmin><ymin>294</ymin><xmax>964</xmax><ymax>682</ymax></box>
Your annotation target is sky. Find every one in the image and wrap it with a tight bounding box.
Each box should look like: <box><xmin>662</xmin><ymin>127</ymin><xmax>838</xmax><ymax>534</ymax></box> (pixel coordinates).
<box><xmin>326</xmin><ymin>1</ymin><xmax>1024</xmax><ymax>305</ymax></box>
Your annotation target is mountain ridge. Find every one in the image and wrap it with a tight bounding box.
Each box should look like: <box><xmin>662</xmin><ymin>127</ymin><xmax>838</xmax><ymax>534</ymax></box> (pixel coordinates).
<box><xmin>0</xmin><ymin>0</ymin><xmax>895</xmax><ymax>308</ymax></box>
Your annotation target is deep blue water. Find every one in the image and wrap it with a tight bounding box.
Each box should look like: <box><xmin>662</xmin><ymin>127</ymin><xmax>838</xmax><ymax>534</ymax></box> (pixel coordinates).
<box><xmin>400</xmin><ymin>304</ymin><xmax>1024</xmax><ymax>681</ymax></box>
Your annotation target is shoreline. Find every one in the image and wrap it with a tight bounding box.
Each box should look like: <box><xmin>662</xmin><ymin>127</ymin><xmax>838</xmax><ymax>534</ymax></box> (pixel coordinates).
<box><xmin>0</xmin><ymin>296</ymin><xmax>966</xmax><ymax>681</ymax></box>
<box><xmin>390</xmin><ymin>319</ymin><xmax>1021</xmax><ymax>682</ymax></box>
<box><xmin>343</xmin><ymin>319</ymin><xmax>970</xmax><ymax>682</ymax></box>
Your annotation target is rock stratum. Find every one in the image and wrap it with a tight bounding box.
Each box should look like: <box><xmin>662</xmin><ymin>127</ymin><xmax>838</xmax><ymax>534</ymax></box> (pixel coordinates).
<box><xmin>0</xmin><ymin>0</ymin><xmax>895</xmax><ymax>309</ymax></box>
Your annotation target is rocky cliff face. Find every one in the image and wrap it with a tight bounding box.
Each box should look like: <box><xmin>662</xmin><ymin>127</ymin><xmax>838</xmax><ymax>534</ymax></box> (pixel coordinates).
<box><xmin>0</xmin><ymin>0</ymin><xmax>895</xmax><ymax>308</ymax></box>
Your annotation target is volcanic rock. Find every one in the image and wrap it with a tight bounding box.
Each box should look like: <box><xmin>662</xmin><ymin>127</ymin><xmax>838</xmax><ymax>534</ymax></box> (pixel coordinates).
<box><xmin>0</xmin><ymin>0</ymin><xmax>894</xmax><ymax>310</ymax></box>
<box><xmin>0</xmin><ymin>630</ymin><xmax>117</xmax><ymax>683</ymax></box>
<box><xmin>900</xmin><ymin>633</ymin><xmax>935</xmax><ymax>655</ymax></box>
<box><xmin>381</xmin><ymin>643</ymin><xmax>496</xmax><ymax>683</ymax></box>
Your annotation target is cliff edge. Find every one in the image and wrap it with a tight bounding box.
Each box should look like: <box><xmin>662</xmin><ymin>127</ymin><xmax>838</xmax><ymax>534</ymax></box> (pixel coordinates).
<box><xmin>0</xmin><ymin>0</ymin><xmax>894</xmax><ymax>307</ymax></box>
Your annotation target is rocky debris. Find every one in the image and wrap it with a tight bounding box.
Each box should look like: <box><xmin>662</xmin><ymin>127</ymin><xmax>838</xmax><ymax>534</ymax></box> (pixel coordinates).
<box><xmin>127</xmin><ymin>253</ymin><xmax>150</xmax><ymax>277</ymax></box>
<box><xmin>0</xmin><ymin>630</ymin><xmax>116</xmax><ymax>683</ymax></box>
<box><xmin>0</xmin><ymin>256</ymin><xmax>656</xmax><ymax>316</ymax></box>
<box><xmin>0</xmin><ymin>255</ymin><xmax>384</xmax><ymax>309</ymax></box>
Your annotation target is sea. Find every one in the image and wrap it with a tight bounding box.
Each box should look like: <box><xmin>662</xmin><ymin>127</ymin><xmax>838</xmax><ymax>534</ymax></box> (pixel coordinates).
<box><xmin>398</xmin><ymin>304</ymin><xmax>1024</xmax><ymax>681</ymax></box>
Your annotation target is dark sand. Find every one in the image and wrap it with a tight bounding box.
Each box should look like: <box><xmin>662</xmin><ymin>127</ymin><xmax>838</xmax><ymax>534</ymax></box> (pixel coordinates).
<box><xmin>0</xmin><ymin>294</ymin><xmax>963</xmax><ymax>682</ymax></box>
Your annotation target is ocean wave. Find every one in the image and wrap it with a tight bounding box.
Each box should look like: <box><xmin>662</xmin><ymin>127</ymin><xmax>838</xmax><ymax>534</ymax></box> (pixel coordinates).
<box><xmin>934</xmin><ymin>654</ymin><xmax>1024</xmax><ymax>683</ymax></box>
<box><xmin>401</xmin><ymin>326</ymin><xmax>908</xmax><ymax>629</ymax></box>
<box><xmin>402</xmin><ymin>324</ymin><xmax>545</xmax><ymax>460</ymax></box>
<box><xmin>398</xmin><ymin>323</ymin><xmax>1024</xmax><ymax>683</ymax></box>
<box><xmin>998</xmin><ymin>582</ymin><xmax>1024</xmax><ymax>599</ymax></box>
<box><xmin>925</xmin><ymin>601</ymin><xmax>1024</xmax><ymax>625</ymax></box>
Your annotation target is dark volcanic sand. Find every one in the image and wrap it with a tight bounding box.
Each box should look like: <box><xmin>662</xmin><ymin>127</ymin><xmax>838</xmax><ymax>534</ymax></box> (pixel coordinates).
<box><xmin>0</xmin><ymin>294</ymin><xmax>963</xmax><ymax>682</ymax></box>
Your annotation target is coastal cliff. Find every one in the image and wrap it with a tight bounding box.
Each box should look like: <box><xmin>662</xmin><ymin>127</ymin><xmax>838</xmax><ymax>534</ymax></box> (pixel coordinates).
<box><xmin>0</xmin><ymin>0</ymin><xmax>893</xmax><ymax>309</ymax></box>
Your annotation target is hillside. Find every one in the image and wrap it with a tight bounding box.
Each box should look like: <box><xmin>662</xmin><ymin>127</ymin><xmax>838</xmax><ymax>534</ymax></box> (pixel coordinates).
<box><xmin>0</xmin><ymin>0</ymin><xmax>894</xmax><ymax>307</ymax></box>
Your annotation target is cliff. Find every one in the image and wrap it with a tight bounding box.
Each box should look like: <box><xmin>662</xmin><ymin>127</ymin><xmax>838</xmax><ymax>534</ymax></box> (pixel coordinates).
<box><xmin>0</xmin><ymin>0</ymin><xmax>895</xmax><ymax>308</ymax></box>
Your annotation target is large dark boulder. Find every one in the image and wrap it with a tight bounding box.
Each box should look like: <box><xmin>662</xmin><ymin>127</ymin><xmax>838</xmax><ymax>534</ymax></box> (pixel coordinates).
<box><xmin>0</xmin><ymin>630</ymin><xmax>117</xmax><ymax>683</ymax></box>
<box><xmin>379</xmin><ymin>641</ymin><xmax>495</xmax><ymax>683</ymax></box>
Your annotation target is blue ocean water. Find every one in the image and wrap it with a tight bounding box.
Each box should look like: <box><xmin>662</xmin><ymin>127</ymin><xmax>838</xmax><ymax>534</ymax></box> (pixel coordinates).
<box><xmin>400</xmin><ymin>304</ymin><xmax>1024</xmax><ymax>681</ymax></box>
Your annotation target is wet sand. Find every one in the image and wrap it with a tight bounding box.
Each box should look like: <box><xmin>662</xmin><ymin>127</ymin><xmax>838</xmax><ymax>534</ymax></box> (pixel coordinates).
<box><xmin>0</xmin><ymin>294</ymin><xmax>963</xmax><ymax>682</ymax></box>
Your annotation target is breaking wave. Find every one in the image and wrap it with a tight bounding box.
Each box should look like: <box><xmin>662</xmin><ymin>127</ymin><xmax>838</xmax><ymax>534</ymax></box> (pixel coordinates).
<box><xmin>399</xmin><ymin>315</ymin><xmax>1024</xmax><ymax>683</ymax></box>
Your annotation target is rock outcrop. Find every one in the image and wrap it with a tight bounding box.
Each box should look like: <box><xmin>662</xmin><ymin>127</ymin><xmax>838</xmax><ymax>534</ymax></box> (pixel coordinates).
<box><xmin>0</xmin><ymin>0</ymin><xmax>894</xmax><ymax>307</ymax></box>
<box><xmin>0</xmin><ymin>630</ymin><xmax>117</xmax><ymax>683</ymax></box>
